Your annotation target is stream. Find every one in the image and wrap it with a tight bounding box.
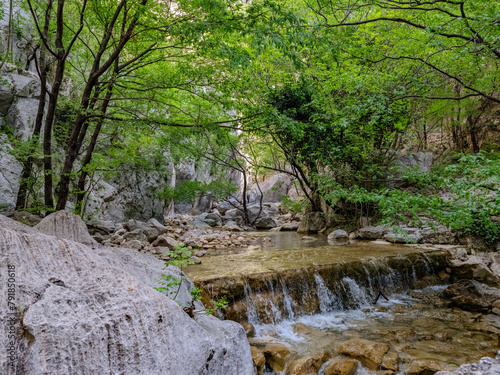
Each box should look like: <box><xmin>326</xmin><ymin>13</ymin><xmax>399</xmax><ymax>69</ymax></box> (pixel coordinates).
<box><xmin>185</xmin><ymin>232</ymin><xmax>499</xmax><ymax>374</ymax></box>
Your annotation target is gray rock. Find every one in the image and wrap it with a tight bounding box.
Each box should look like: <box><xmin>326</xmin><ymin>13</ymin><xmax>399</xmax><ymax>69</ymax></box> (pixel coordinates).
<box><xmin>328</xmin><ymin>229</ymin><xmax>349</xmax><ymax>245</ymax></box>
<box><xmin>123</xmin><ymin>229</ymin><xmax>148</xmax><ymax>242</ymax></box>
<box><xmin>34</xmin><ymin>210</ymin><xmax>97</xmax><ymax>247</ymax></box>
<box><xmin>147</xmin><ymin>218</ymin><xmax>168</xmax><ymax>235</ymax></box>
<box><xmin>190</xmin><ymin>212</ymin><xmax>222</xmax><ymax>228</ymax></box>
<box><xmin>384</xmin><ymin>227</ymin><xmax>422</xmax><ymax>244</ymax></box>
<box><xmin>279</xmin><ymin>222</ymin><xmax>300</xmax><ymax>231</ymax></box>
<box><xmin>11</xmin><ymin>211</ymin><xmax>42</xmax><ymax>226</ymax></box>
<box><xmin>397</xmin><ymin>152</ymin><xmax>433</xmax><ymax>172</ymax></box>
<box><xmin>443</xmin><ymin>280</ymin><xmax>500</xmax><ymax>312</ymax></box>
<box><xmin>0</xmin><ymin>140</ymin><xmax>22</xmax><ymax>216</ymax></box>
<box><xmin>254</xmin><ymin>217</ymin><xmax>277</xmax><ymax>229</ymax></box>
<box><xmin>152</xmin><ymin>234</ymin><xmax>178</xmax><ymax>249</ymax></box>
<box><xmin>0</xmin><ymin>214</ymin><xmax>254</xmax><ymax>375</ymax></box>
<box><xmin>359</xmin><ymin>226</ymin><xmax>388</xmax><ymax>240</ymax></box>
<box><xmin>88</xmin><ymin>219</ymin><xmax>116</xmax><ymax>234</ymax></box>
<box><xmin>297</xmin><ymin>212</ymin><xmax>326</xmax><ymax>234</ymax></box>
<box><xmin>451</xmin><ymin>256</ymin><xmax>500</xmax><ymax>287</ymax></box>
<box><xmin>247</xmin><ymin>173</ymin><xmax>292</xmax><ymax>204</ymax></box>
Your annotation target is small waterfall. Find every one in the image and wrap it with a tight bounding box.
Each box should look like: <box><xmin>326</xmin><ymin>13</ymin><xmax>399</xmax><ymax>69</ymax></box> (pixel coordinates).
<box><xmin>196</xmin><ymin>250</ymin><xmax>448</xmax><ymax>324</ymax></box>
<box><xmin>341</xmin><ymin>277</ymin><xmax>370</xmax><ymax>309</ymax></box>
<box><xmin>314</xmin><ymin>273</ymin><xmax>339</xmax><ymax>313</ymax></box>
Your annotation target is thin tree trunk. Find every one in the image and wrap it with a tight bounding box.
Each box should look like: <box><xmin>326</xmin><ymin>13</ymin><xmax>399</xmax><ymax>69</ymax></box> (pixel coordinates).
<box><xmin>75</xmin><ymin>87</ymin><xmax>113</xmax><ymax>210</ymax></box>
<box><xmin>16</xmin><ymin>2</ymin><xmax>53</xmax><ymax>209</ymax></box>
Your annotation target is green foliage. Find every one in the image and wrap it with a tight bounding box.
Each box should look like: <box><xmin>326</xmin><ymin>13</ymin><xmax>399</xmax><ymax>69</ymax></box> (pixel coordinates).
<box><xmin>320</xmin><ymin>152</ymin><xmax>500</xmax><ymax>244</ymax></box>
<box><xmin>157</xmin><ymin>180</ymin><xmax>237</xmax><ymax>205</ymax></box>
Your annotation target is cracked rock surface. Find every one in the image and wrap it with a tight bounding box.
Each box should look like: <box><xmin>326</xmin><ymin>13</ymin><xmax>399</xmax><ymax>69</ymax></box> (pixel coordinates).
<box><xmin>0</xmin><ymin>214</ymin><xmax>253</xmax><ymax>375</ymax></box>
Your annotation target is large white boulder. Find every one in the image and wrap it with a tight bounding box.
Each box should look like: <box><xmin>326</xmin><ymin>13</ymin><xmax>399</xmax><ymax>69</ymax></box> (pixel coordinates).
<box><xmin>0</xmin><ymin>215</ymin><xmax>254</xmax><ymax>375</ymax></box>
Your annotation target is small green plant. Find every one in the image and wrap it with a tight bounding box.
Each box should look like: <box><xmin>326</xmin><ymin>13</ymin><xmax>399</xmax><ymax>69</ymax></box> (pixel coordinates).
<box><xmin>154</xmin><ymin>243</ymin><xmax>194</xmax><ymax>302</ymax></box>
<box><xmin>206</xmin><ymin>296</ymin><xmax>229</xmax><ymax>315</ymax></box>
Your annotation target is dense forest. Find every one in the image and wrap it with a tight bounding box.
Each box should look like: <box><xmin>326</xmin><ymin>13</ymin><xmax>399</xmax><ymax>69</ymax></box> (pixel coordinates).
<box><xmin>1</xmin><ymin>0</ymin><xmax>499</xmax><ymax>242</ymax></box>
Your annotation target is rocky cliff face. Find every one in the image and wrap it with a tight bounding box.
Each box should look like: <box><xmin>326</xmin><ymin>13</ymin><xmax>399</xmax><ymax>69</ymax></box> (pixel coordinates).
<box><xmin>0</xmin><ymin>214</ymin><xmax>254</xmax><ymax>374</ymax></box>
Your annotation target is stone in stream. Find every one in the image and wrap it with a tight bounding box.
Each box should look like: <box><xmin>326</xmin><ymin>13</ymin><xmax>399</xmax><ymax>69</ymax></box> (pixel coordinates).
<box><xmin>323</xmin><ymin>358</ymin><xmax>360</xmax><ymax>375</ymax></box>
<box><xmin>263</xmin><ymin>342</ymin><xmax>291</xmax><ymax>372</ymax></box>
<box><xmin>450</xmin><ymin>256</ymin><xmax>500</xmax><ymax>287</ymax></box>
<box><xmin>443</xmin><ymin>279</ymin><xmax>500</xmax><ymax>312</ymax></box>
<box><xmin>287</xmin><ymin>350</ymin><xmax>331</xmax><ymax>375</ymax></box>
<box><xmin>359</xmin><ymin>225</ymin><xmax>388</xmax><ymax>240</ymax></box>
<box><xmin>251</xmin><ymin>346</ymin><xmax>266</xmax><ymax>375</ymax></box>
<box><xmin>328</xmin><ymin>229</ymin><xmax>349</xmax><ymax>245</ymax></box>
<box><xmin>407</xmin><ymin>360</ymin><xmax>450</xmax><ymax>375</ymax></box>
<box><xmin>241</xmin><ymin>322</ymin><xmax>256</xmax><ymax>338</ymax></box>
<box><xmin>0</xmin><ymin>214</ymin><xmax>254</xmax><ymax>375</ymax></box>
<box><xmin>338</xmin><ymin>339</ymin><xmax>390</xmax><ymax>370</ymax></box>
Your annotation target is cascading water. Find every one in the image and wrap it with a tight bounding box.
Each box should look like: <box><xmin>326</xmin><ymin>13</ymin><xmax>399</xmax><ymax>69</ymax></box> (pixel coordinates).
<box><xmin>185</xmin><ymin>233</ymin><xmax>498</xmax><ymax>374</ymax></box>
<box><xmin>197</xmin><ymin>250</ymin><xmax>447</xmax><ymax>324</ymax></box>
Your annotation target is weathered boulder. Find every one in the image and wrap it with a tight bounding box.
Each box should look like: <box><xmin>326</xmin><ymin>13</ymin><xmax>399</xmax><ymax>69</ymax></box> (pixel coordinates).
<box><xmin>190</xmin><ymin>212</ymin><xmax>222</xmax><ymax>228</ymax></box>
<box><xmin>323</xmin><ymin>358</ymin><xmax>359</xmax><ymax>375</ymax></box>
<box><xmin>251</xmin><ymin>346</ymin><xmax>266</xmax><ymax>375</ymax></box>
<box><xmin>34</xmin><ymin>210</ymin><xmax>96</xmax><ymax>247</ymax></box>
<box><xmin>450</xmin><ymin>256</ymin><xmax>500</xmax><ymax>287</ymax></box>
<box><xmin>443</xmin><ymin>280</ymin><xmax>500</xmax><ymax>312</ymax></box>
<box><xmin>297</xmin><ymin>212</ymin><xmax>326</xmax><ymax>234</ymax></box>
<box><xmin>147</xmin><ymin>218</ymin><xmax>168</xmax><ymax>235</ymax></box>
<box><xmin>254</xmin><ymin>217</ymin><xmax>277</xmax><ymax>229</ymax></box>
<box><xmin>384</xmin><ymin>227</ymin><xmax>422</xmax><ymax>244</ymax></box>
<box><xmin>328</xmin><ymin>230</ymin><xmax>349</xmax><ymax>245</ymax></box>
<box><xmin>0</xmin><ymin>214</ymin><xmax>254</xmax><ymax>375</ymax></box>
<box><xmin>338</xmin><ymin>339</ymin><xmax>389</xmax><ymax>370</ymax></box>
<box><xmin>152</xmin><ymin>234</ymin><xmax>178</xmax><ymax>249</ymax></box>
<box><xmin>279</xmin><ymin>222</ymin><xmax>300</xmax><ymax>231</ymax></box>
<box><xmin>123</xmin><ymin>229</ymin><xmax>149</xmax><ymax>242</ymax></box>
<box><xmin>397</xmin><ymin>152</ymin><xmax>433</xmax><ymax>172</ymax></box>
<box><xmin>286</xmin><ymin>351</ymin><xmax>331</xmax><ymax>375</ymax></box>
<box><xmin>359</xmin><ymin>226</ymin><xmax>388</xmax><ymax>240</ymax></box>
<box><xmin>263</xmin><ymin>342</ymin><xmax>291</xmax><ymax>373</ymax></box>
<box><xmin>407</xmin><ymin>360</ymin><xmax>449</xmax><ymax>375</ymax></box>
<box><xmin>11</xmin><ymin>211</ymin><xmax>42</xmax><ymax>226</ymax></box>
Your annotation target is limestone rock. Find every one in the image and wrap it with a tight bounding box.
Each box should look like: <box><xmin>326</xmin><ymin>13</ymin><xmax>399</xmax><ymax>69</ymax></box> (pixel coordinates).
<box><xmin>451</xmin><ymin>256</ymin><xmax>500</xmax><ymax>287</ymax></box>
<box><xmin>297</xmin><ymin>212</ymin><xmax>326</xmax><ymax>234</ymax></box>
<box><xmin>254</xmin><ymin>216</ymin><xmax>277</xmax><ymax>229</ymax></box>
<box><xmin>338</xmin><ymin>339</ymin><xmax>390</xmax><ymax>370</ymax></box>
<box><xmin>407</xmin><ymin>360</ymin><xmax>449</xmax><ymax>375</ymax></box>
<box><xmin>147</xmin><ymin>218</ymin><xmax>168</xmax><ymax>235</ymax></box>
<box><xmin>152</xmin><ymin>234</ymin><xmax>178</xmax><ymax>249</ymax></box>
<box><xmin>0</xmin><ymin>214</ymin><xmax>254</xmax><ymax>375</ymax></box>
<box><xmin>191</xmin><ymin>212</ymin><xmax>222</xmax><ymax>228</ymax></box>
<box><xmin>397</xmin><ymin>152</ymin><xmax>433</xmax><ymax>172</ymax></box>
<box><xmin>123</xmin><ymin>229</ymin><xmax>148</xmax><ymax>242</ymax></box>
<box><xmin>323</xmin><ymin>358</ymin><xmax>359</xmax><ymax>375</ymax></box>
<box><xmin>263</xmin><ymin>342</ymin><xmax>291</xmax><ymax>373</ymax></box>
<box><xmin>34</xmin><ymin>210</ymin><xmax>96</xmax><ymax>247</ymax></box>
<box><xmin>0</xmin><ymin>140</ymin><xmax>22</xmax><ymax>216</ymax></box>
<box><xmin>328</xmin><ymin>229</ymin><xmax>349</xmax><ymax>245</ymax></box>
<box><xmin>443</xmin><ymin>280</ymin><xmax>500</xmax><ymax>312</ymax></box>
<box><xmin>241</xmin><ymin>322</ymin><xmax>255</xmax><ymax>338</ymax></box>
<box><xmin>384</xmin><ymin>227</ymin><xmax>422</xmax><ymax>244</ymax></box>
<box><xmin>359</xmin><ymin>226</ymin><xmax>388</xmax><ymax>240</ymax></box>
<box><xmin>287</xmin><ymin>351</ymin><xmax>330</xmax><ymax>375</ymax></box>
<box><xmin>251</xmin><ymin>346</ymin><xmax>266</xmax><ymax>375</ymax></box>
<box><xmin>11</xmin><ymin>211</ymin><xmax>42</xmax><ymax>226</ymax></box>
